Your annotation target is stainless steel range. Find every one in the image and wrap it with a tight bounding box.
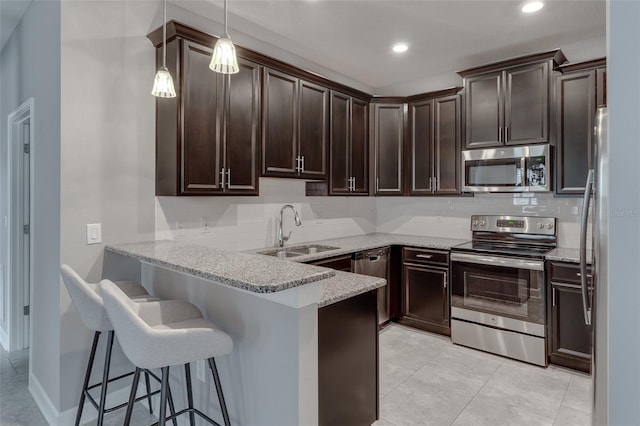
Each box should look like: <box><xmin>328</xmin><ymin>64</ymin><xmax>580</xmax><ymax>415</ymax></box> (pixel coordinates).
<box><xmin>450</xmin><ymin>215</ymin><xmax>557</xmax><ymax>367</ymax></box>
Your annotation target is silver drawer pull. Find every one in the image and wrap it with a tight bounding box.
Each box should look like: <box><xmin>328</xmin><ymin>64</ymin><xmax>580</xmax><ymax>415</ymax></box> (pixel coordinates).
<box><xmin>576</xmin><ymin>272</ymin><xmax>593</xmax><ymax>278</ymax></box>
<box><xmin>416</xmin><ymin>254</ymin><xmax>433</xmax><ymax>259</ymax></box>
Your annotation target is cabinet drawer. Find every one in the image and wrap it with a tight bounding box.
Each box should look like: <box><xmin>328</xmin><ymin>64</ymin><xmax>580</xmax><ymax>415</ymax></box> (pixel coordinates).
<box><xmin>549</xmin><ymin>262</ymin><xmax>592</xmax><ymax>285</ymax></box>
<box><xmin>310</xmin><ymin>255</ymin><xmax>352</xmax><ymax>272</ymax></box>
<box><xmin>402</xmin><ymin>248</ymin><xmax>449</xmax><ymax>266</ymax></box>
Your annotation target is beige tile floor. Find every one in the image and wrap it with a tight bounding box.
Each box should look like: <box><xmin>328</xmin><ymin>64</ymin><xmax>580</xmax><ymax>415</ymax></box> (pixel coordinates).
<box><xmin>375</xmin><ymin>324</ymin><xmax>593</xmax><ymax>426</ymax></box>
<box><xmin>1</xmin><ymin>323</ymin><xmax>593</xmax><ymax>426</ymax></box>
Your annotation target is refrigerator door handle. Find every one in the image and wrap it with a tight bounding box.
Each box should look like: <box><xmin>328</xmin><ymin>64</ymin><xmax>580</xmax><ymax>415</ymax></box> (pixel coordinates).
<box><xmin>580</xmin><ymin>169</ymin><xmax>594</xmax><ymax>326</ymax></box>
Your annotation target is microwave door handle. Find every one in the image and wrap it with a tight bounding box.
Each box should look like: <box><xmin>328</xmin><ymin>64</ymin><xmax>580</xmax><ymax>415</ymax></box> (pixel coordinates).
<box><xmin>580</xmin><ymin>169</ymin><xmax>594</xmax><ymax>326</ymax></box>
<box><xmin>520</xmin><ymin>158</ymin><xmax>526</xmax><ymax>187</ymax></box>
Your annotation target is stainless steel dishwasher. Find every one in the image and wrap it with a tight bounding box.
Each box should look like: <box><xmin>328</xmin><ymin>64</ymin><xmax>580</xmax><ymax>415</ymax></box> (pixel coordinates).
<box><xmin>352</xmin><ymin>247</ymin><xmax>390</xmax><ymax>325</ymax></box>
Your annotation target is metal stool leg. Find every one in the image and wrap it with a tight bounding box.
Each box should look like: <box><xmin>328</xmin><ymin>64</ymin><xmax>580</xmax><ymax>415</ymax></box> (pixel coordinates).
<box><xmin>208</xmin><ymin>358</ymin><xmax>231</xmax><ymax>426</ymax></box>
<box><xmin>123</xmin><ymin>368</ymin><xmax>141</xmax><ymax>426</ymax></box>
<box><xmin>75</xmin><ymin>331</ymin><xmax>101</xmax><ymax>426</ymax></box>
<box><xmin>97</xmin><ymin>330</ymin><xmax>115</xmax><ymax>426</ymax></box>
<box><xmin>158</xmin><ymin>367</ymin><xmax>170</xmax><ymax>426</ymax></box>
<box><xmin>184</xmin><ymin>363</ymin><xmax>195</xmax><ymax>426</ymax></box>
<box><xmin>144</xmin><ymin>370</ymin><xmax>153</xmax><ymax>414</ymax></box>
<box><xmin>166</xmin><ymin>378</ymin><xmax>178</xmax><ymax>426</ymax></box>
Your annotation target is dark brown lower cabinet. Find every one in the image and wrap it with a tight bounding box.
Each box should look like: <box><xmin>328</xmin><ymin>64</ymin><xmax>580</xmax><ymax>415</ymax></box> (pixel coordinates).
<box><xmin>309</xmin><ymin>254</ymin><xmax>352</xmax><ymax>271</ymax></box>
<box><xmin>318</xmin><ymin>290</ymin><xmax>378</xmax><ymax>426</ymax></box>
<box><xmin>399</xmin><ymin>248</ymin><xmax>450</xmax><ymax>336</ymax></box>
<box><xmin>547</xmin><ymin>262</ymin><xmax>593</xmax><ymax>373</ymax></box>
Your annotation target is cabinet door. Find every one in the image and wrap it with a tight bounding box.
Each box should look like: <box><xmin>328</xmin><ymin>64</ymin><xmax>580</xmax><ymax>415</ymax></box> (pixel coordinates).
<box><xmin>224</xmin><ymin>58</ymin><xmax>261</xmax><ymax>194</ymax></box>
<box><xmin>402</xmin><ymin>264</ymin><xmax>449</xmax><ymax>333</ymax></box>
<box><xmin>465</xmin><ymin>72</ymin><xmax>503</xmax><ymax>148</ymax></box>
<box><xmin>262</xmin><ymin>68</ymin><xmax>298</xmax><ymax>176</ymax></box>
<box><xmin>181</xmin><ymin>41</ymin><xmax>223</xmax><ymax>194</ymax></box>
<box><xmin>373</xmin><ymin>103</ymin><xmax>404</xmax><ymax>195</ymax></box>
<box><xmin>549</xmin><ymin>283</ymin><xmax>592</xmax><ymax>372</ymax></box>
<box><xmin>329</xmin><ymin>92</ymin><xmax>350</xmax><ymax>194</ymax></box>
<box><xmin>555</xmin><ymin>71</ymin><xmax>596</xmax><ymax>194</ymax></box>
<box><xmin>434</xmin><ymin>95</ymin><xmax>461</xmax><ymax>194</ymax></box>
<box><xmin>408</xmin><ymin>99</ymin><xmax>434</xmax><ymax>195</ymax></box>
<box><xmin>298</xmin><ymin>80</ymin><xmax>328</xmax><ymax>179</ymax></box>
<box><xmin>505</xmin><ymin>62</ymin><xmax>549</xmax><ymax>145</ymax></box>
<box><xmin>350</xmin><ymin>98</ymin><xmax>369</xmax><ymax>194</ymax></box>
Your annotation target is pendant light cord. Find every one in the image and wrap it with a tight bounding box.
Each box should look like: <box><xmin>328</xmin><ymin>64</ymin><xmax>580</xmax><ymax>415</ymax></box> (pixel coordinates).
<box><xmin>162</xmin><ymin>0</ymin><xmax>167</xmax><ymax>68</ymax></box>
<box><xmin>223</xmin><ymin>0</ymin><xmax>228</xmax><ymax>36</ymax></box>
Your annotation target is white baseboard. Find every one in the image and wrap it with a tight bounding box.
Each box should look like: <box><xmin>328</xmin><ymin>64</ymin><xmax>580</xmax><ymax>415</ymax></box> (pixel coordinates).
<box><xmin>29</xmin><ymin>373</ymin><xmax>147</xmax><ymax>426</ymax></box>
<box><xmin>28</xmin><ymin>373</ymin><xmax>58</xmax><ymax>426</ymax></box>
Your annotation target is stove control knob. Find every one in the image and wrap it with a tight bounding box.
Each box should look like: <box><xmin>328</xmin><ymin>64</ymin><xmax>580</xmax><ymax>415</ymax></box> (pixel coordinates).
<box><xmin>473</xmin><ymin>220</ymin><xmax>479</xmax><ymax>227</ymax></box>
<box><xmin>547</xmin><ymin>223</ymin><xmax>554</xmax><ymax>230</ymax></box>
<box><xmin>479</xmin><ymin>220</ymin><xmax>486</xmax><ymax>227</ymax></box>
<box><xmin>537</xmin><ymin>223</ymin><xmax>545</xmax><ymax>229</ymax></box>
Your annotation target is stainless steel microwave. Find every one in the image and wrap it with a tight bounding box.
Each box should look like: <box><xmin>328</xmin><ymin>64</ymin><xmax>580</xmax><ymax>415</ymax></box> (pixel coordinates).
<box><xmin>461</xmin><ymin>145</ymin><xmax>551</xmax><ymax>192</ymax></box>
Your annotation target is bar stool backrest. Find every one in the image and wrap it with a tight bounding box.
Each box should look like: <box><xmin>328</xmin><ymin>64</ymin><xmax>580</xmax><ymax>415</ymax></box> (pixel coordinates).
<box><xmin>61</xmin><ymin>264</ymin><xmax>113</xmax><ymax>332</ymax></box>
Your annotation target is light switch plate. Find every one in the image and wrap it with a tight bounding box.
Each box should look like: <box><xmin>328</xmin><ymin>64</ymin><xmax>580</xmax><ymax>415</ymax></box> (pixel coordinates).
<box><xmin>86</xmin><ymin>223</ymin><xmax>102</xmax><ymax>245</ymax></box>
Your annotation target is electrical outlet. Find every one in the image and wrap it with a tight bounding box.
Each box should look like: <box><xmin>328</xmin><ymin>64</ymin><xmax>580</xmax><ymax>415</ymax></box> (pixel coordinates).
<box><xmin>175</xmin><ymin>219</ymin><xmax>185</xmax><ymax>238</ymax></box>
<box><xmin>200</xmin><ymin>217</ymin><xmax>210</xmax><ymax>233</ymax></box>
<box><xmin>196</xmin><ymin>359</ymin><xmax>206</xmax><ymax>382</ymax></box>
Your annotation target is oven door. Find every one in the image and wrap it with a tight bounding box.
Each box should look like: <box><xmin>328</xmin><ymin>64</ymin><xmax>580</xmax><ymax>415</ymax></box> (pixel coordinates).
<box><xmin>450</xmin><ymin>252</ymin><xmax>545</xmax><ymax>336</ymax></box>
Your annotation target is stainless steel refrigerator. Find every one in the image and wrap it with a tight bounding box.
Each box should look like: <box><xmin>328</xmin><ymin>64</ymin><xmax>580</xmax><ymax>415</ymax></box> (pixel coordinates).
<box><xmin>579</xmin><ymin>105</ymin><xmax>608</xmax><ymax>425</ymax></box>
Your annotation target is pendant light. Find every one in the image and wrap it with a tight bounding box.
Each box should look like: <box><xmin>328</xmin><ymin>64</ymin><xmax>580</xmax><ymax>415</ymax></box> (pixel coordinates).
<box><xmin>209</xmin><ymin>0</ymin><xmax>239</xmax><ymax>74</ymax></box>
<box><xmin>151</xmin><ymin>0</ymin><xmax>176</xmax><ymax>97</ymax></box>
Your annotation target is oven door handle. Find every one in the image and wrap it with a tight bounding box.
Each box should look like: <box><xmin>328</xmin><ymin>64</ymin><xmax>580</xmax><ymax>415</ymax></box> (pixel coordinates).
<box><xmin>450</xmin><ymin>252</ymin><xmax>544</xmax><ymax>271</ymax></box>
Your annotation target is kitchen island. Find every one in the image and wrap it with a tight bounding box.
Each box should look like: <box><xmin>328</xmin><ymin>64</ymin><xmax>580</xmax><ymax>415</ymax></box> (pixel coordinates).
<box><xmin>104</xmin><ymin>240</ymin><xmax>385</xmax><ymax>426</ymax></box>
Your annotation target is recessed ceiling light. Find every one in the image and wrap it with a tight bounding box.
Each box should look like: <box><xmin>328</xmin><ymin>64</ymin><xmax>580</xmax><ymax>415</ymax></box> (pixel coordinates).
<box><xmin>392</xmin><ymin>43</ymin><xmax>409</xmax><ymax>53</ymax></box>
<box><xmin>522</xmin><ymin>1</ymin><xmax>544</xmax><ymax>13</ymax></box>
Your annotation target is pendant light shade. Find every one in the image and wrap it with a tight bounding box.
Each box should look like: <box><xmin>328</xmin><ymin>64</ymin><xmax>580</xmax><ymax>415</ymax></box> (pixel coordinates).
<box><xmin>209</xmin><ymin>35</ymin><xmax>239</xmax><ymax>74</ymax></box>
<box><xmin>152</xmin><ymin>0</ymin><xmax>176</xmax><ymax>98</ymax></box>
<box><xmin>209</xmin><ymin>0</ymin><xmax>239</xmax><ymax>74</ymax></box>
<box><xmin>151</xmin><ymin>67</ymin><xmax>177</xmax><ymax>97</ymax></box>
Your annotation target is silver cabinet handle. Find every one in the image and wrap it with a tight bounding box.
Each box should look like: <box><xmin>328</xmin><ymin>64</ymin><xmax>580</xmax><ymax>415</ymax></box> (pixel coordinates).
<box><xmin>443</xmin><ymin>271</ymin><xmax>447</xmax><ymax>289</ymax></box>
<box><xmin>295</xmin><ymin>156</ymin><xmax>301</xmax><ymax>174</ymax></box>
<box><xmin>352</xmin><ymin>176</ymin><xmax>356</xmax><ymax>191</ymax></box>
<box><xmin>499</xmin><ymin>127</ymin><xmax>503</xmax><ymax>143</ymax></box>
<box><xmin>416</xmin><ymin>254</ymin><xmax>433</xmax><ymax>259</ymax></box>
<box><xmin>505</xmin><ymin>126</ymin><xmax>509</xmax><ymax>142</ymax></box>
<box><xmin>301</xmin><ymin>155</ymin><xmax>305</xmax><ymax>173</ymax></box>
<box><xmin>433</xmin><ymin>176</ymin><xmax>437</xmax><ymax>192</ymax></box>
<box><xmin>576</xmin><ymin>272</ymin><xmax>593</xmax><ymax>278</ymax></box>
<box><xmin>220</xmin><ymin>168</ymin><xmax>226</xmax><ymax>188</ymax></box>
<box><xmin>552</xmin><ymin>287</ymin><xmax>556</xmax><ymax>307</ymax></box>
<box><xmin>226</xmin><ymin>169</ymin><xmax>231</xmax><ymax>188</ymax></box>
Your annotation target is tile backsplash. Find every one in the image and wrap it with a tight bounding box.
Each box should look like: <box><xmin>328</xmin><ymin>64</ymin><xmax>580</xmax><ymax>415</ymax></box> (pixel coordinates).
<box><xmin>156</xmin><ymin>180</ymin><xmax>585</xmax><ymax>250</ymax></box>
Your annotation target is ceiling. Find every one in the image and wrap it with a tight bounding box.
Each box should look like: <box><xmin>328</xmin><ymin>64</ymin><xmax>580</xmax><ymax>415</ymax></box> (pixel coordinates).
<box><xmin>0</xmin><ymin>0</ymin><xmax>32</xmax><ymax>51</ymax></box>
<box><xmin>175</xmin><ymin>0</ymin><xmax>606</xmax><ymax>94</ymax></box>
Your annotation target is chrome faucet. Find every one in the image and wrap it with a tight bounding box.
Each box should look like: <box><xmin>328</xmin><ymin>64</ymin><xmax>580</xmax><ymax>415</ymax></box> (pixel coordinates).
<box><xmin>278</xmin><ymin>204</ymin><xmax>302</xmax><ymax>247</ymax></box>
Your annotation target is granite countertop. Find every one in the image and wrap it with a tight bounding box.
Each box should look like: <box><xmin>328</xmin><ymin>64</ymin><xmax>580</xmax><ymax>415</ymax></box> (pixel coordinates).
<box><xmin>546</xmin><ymin>247</ymin><xmax>593</xmax><ymax>264</ymax></box>
<box><xmin>106</xmin><ymin>240</ymin><xmax>335</xmax><ymax>294</ymax></box>
<box><xmin>318</xmin><ymin>271</ymin><xmax>386</xmax><ymax>308</ymax></box>
<box><xmin>247</xmin><ymin>233</ymin><xmax>468</xmax><ymax>263</ymax></box>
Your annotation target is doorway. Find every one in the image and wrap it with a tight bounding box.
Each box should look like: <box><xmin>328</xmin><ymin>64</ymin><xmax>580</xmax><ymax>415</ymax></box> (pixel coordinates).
<box><xmin>5</xmin><ymin>98</ymin><xmax>33</xmax><ymax>352</ymax></box>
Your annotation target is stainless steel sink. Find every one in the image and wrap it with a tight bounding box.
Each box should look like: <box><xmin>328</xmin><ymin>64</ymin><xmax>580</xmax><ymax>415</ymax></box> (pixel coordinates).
<box><xmin>258</xmin><ymin>244</ymin><xmax>340</xmax><ymax>258</ymax></box>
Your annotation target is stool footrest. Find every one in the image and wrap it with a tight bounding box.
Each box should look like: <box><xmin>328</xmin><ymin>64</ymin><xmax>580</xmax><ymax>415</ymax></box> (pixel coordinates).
<box><xmin>151</xmin><ymin>408</ymin><xmax>223</xmax><ymax>426</ymax></box>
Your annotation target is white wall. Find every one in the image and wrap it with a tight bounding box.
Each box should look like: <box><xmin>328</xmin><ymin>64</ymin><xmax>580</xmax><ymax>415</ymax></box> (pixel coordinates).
<box><xmin>607</xmin><ymin>1</ymin><xmax>640</xmax><ymax>424</ymax></box>
<box><xmin>0</xmin><ymin>0</ymin><xmax>61</xmax><ymax>409</ymax></box>
<box><xmin>377</xmin><ymin>194</ymin><xmax>584</xmax><ymax>248</ymax></box>
<box><xmin>58</xmin><ymin>0</ymin><xmax>158</xmax><ymax>414</ymax></box>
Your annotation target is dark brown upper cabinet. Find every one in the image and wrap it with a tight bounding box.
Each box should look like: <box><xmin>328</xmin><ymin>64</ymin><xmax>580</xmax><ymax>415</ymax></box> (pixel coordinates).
<box><xmin>329</xmin><ymin>92</ymin><xmax>369</xmax><ymax>195</ymax></box>
<box><xmin>371</xmin><ymin>101</ymin><xmax>406</xmax><ymax>195</ymax></box>
<box><xmin>408</xmin><ymin>88</ymin><xmax>462</xmax><ymax>196</ymax></box>
<box><xmin>263</xmin><ymin>68</ymin><xmax>328</xmax><ymax>179</ymax></box>
<box><xmin>149</xmin><ymin>24</ymin><xmax>261</xmax><ymax>196</ymax></box>
<box><xmin>555</xmin><ymin>58</ymin><xmax>606</xmax><ymax>195</ymax></box>
<box><xmin>459</xmin><ymin>50</ymin><xmax>567</xmax><ymax>149</ymax></box>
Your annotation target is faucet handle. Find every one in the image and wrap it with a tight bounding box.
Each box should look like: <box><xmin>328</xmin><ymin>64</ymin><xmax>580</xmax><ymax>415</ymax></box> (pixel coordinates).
<box><xmin>283</xmin><ymin>230</ymin><xmax>292</xmax><ymax>243</ymax></box>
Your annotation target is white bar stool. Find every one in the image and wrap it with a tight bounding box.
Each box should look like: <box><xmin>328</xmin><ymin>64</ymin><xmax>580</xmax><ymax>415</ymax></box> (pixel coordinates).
<box><xmin>61</xmin><ymin>265</ymin><xmax>177</xmax><ymax>426</ymax></box>
<box><xmin>100</xmin><ymin>278</ymin><xmax>234</xmax><ymax>426</ymax></box>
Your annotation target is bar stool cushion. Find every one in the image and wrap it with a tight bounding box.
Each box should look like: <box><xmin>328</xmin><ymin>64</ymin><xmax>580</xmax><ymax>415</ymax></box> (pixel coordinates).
<box><xmin>100</xmin><ymin>279</ymin><xmax>233</xmax><ymax>370</ymax></box>
<box><xmin>61</xmin><ymin>264</ymin><xmax>156</xmax><ymax>332</ymax></box>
